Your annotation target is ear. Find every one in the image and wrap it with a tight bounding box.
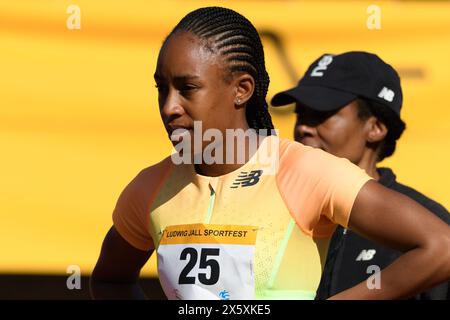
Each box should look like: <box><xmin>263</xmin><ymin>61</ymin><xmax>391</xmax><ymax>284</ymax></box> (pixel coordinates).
<box><xmin>233</xmin><ymin>73</ymin><xmax>255</xmax><ymax>107</ymax></box>
<box><xmin>365</xmin><ymin>116</ymin><xmax>388</xmax><ymax>143</ymax></box>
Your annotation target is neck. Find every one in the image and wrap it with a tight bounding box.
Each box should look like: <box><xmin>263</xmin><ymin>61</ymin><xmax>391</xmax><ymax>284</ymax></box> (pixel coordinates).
<box><xmin>194</xmin><ymin>131</ymin><xmax>266</xmax><ymax>177</ymax></box>
<box><xmin>356</xmin><ymin>149</ymin><xmax>380</xmax><ymax>180</ymax></box>
<box><xmin>195</xmin><ymin>161</ymin><xmax>250</xmax><ymax>177</ymax></box>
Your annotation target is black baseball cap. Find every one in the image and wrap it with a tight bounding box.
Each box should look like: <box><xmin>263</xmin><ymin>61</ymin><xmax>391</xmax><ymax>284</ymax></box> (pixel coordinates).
<box><xmin>271</xmin><ymin>51</ymin><xmax>403</xmax><ymax>117</ymax></box>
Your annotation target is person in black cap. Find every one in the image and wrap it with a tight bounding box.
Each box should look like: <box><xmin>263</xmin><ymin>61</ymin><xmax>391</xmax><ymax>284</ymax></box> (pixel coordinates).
<box><xmin>271</xmin><ymin>51</ymin><xmax>450</xmax><ymax>300</ymax></box>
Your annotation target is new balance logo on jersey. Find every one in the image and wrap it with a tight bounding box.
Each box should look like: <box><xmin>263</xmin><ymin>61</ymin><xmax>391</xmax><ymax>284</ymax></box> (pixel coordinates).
<box><xmin>356</xmin><ymin>249</ymin><xmax>376</xmax><ymax>261</ymax></box>
<box><xmin>230</xmin><ymin>170</ymin><xmax>263</xmax><ymax>188</ymax></box>
<box><xmin>378</xmin><ymin>87</ymin><xmax>395</xmax><ymax>102</ymax></box>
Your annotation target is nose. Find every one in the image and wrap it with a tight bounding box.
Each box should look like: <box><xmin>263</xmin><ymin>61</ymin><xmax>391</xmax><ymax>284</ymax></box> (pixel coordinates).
<box><xmin>294</xmin><ymin>119</ymin><xmax>316</xmax><ymax>142</ymax></box>
<box><xmin>160</xmin><ymin>89</ymin><xmax>184</xmax><ymax>121</ymax></box>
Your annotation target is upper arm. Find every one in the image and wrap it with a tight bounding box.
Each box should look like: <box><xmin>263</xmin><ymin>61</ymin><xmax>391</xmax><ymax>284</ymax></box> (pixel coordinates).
<box><xmin>90</xmin><ymin>160</ymin><xmax>170</xmax><ymax>289</ymax></box>
<box><xmin>91</xmin><ymin>226</ymin><xmax>153</xmax><ymax>283</ymax></box>
<box><xmin>348</xmin><ymin>180</ymin><xmax>450</xmax><ymax>252</ymax></box>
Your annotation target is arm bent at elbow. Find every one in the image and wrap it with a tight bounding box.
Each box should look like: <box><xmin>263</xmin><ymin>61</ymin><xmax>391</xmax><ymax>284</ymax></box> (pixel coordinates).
<box><xmin>330</xmin><ymin>180</ymin><xmax>450</xmax><ymax>300</ymax></box>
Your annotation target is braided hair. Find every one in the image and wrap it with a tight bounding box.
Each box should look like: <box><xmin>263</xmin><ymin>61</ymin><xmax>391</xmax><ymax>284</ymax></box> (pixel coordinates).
<box><xmin>165</xmin><ymin>6</ymin><xmax>275</xmax><ymax>135</ymax></box>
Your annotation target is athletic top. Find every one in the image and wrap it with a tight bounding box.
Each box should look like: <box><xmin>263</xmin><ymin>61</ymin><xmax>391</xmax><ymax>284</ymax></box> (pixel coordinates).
<box><xmin>112</xmin><ymin>136</ymin><xmax>371</xmax><ymax>299</ymax></box>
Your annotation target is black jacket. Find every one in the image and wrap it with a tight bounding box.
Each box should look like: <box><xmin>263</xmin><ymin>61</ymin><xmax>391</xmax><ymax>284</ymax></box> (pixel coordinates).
<box><xmin>316</xmin><ymin>167</ymin><xmax>450</xmax><ymax>300</ymax></box>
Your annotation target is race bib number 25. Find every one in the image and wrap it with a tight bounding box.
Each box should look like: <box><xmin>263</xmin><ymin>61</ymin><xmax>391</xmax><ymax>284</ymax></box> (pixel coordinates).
<box><xmin>157</xmin><ymin>223</ymin><xmax>257</xmax><ymax>300</ymax></box>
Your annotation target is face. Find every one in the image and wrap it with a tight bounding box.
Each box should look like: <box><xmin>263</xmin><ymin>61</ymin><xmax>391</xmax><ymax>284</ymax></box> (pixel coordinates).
<box><xmin>294</xmin><ymin>100</ymin><xmax>369</xmax><ymax>164</ymax></box>
<box><xmin>154</xmin><ymin>32</ymin><xmax>239</xmax><ymax>148</ymax></box>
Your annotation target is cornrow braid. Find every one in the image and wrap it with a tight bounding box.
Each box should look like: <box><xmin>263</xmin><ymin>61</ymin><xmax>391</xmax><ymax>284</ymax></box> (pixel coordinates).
<box><xmin>166</xmin><ymin>6</ymin><xmax>275</xmax><ymax>135</ymax></box>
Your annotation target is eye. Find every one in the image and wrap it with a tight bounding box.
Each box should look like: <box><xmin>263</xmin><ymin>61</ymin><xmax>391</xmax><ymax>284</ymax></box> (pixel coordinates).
<box><xmin>155</xmin><ymin>83</ymin><xmax>168</xmax><ymax>94</ymax></box>
<box><xmin>179</xmin><ymin>84</ymin><xmax>198</xmax><ymax>94</ymax></box>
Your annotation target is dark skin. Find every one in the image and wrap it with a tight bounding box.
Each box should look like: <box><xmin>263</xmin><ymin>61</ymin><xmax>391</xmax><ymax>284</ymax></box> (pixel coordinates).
<box><xmin>294</xmin><ymin>101</ymin><xmax>387</xmax><ymax>179</ymax></box>
<box><xmin>155</xmin><ymin>32</ymin><xmax>257</xmax><ymax>177</ymax></box>
<box><xmin>91</xmin><ymin>32</ymin><xmax>450</xmax><ymax>299</ymax></box>
<box><xmin>90</xmin><ymin>226</ymin><xmax>151</xmax><ymax>299</ymax></box>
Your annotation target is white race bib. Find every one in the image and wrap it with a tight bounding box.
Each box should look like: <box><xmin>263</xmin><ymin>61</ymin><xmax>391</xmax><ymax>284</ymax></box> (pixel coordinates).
<box><xmin>157</xmin><ymin>223</ymin><xmax>257</xmax><ymax>300</ymax></box>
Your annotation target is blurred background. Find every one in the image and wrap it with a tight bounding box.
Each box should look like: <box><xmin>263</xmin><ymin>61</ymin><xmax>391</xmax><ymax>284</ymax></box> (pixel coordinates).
<box><xmin>1</xmin><ymin>0</ymin><xmax>449</xmax><ymax>299</ymax></box>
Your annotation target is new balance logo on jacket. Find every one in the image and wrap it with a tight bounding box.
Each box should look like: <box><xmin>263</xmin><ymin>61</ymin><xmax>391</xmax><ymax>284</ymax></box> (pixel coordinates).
<box><xmin>356</xmin><ymin>249</ymin><xmax>377</xmax><ymax>261</ymax></box>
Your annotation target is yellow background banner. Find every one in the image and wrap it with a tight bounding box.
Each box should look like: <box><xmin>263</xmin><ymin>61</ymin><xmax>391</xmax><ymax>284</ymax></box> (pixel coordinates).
<box><xmin>1</xmin><ymin>0</ymin><xmax>449</xmax><ymax>276</ymax></box>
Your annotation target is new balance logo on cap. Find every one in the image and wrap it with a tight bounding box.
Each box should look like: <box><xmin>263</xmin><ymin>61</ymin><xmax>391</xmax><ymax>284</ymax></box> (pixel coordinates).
<box><xmin>310</xmin><ymin>55</ymin><xmax>334</xmax><ymax>77</ymax></box>
<box><xmin>271</xmin><ymin>51</ymin><xmax>403</xmax><ymax>119</ymax></box>
<box><xmin>378</xmin><ymin>87</ymin><xmax>395</xmax><ymax>102</ymax></box>
<box><xmin>231</xmin><ymin>170</ymin><xmax>263</xmax><ymax>188</ymax></box>
<box><xmin>356</xmin><ymin>249</ymin><xmax>377</xmax><ymax>261</ymax></box>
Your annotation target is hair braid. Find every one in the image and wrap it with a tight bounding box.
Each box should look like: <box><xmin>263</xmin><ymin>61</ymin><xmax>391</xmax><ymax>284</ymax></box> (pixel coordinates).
<box><xmin>166</xmin><ymin>6</ymin><xmax>275</xmax><ymax>135</ymax></box>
